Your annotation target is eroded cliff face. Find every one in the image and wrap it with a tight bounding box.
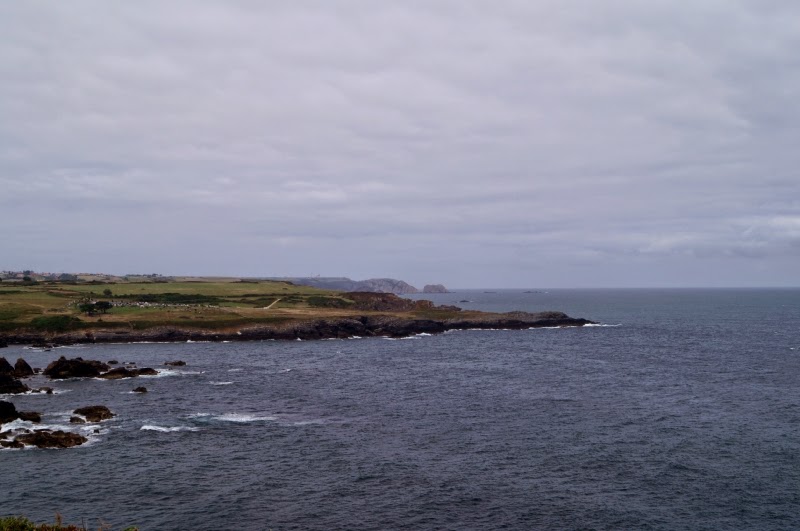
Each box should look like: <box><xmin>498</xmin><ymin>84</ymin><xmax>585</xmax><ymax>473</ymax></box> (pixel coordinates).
<box><xmin>423</xmin><ymin>284</ymin><xmax>448</xmax><ymax>293</ymax></box>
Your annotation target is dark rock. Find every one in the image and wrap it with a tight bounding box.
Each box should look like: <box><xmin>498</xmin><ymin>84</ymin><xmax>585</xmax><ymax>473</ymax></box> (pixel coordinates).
<box><xmin>18</xmin><ymin>411</ymin><xmax>41</xmax><ymax>423</ymax></box>
<box><xmin>0</xmin><ymin>400</ymin><xmax>18</xmax><ymax>423</ymax></box>
<box><xmin>37</xmin><ymin>387</ymin><xmax>54</xmax><ymax>395</ymax></box>
<box><xmin>16</xmin><ymin>430</ymin><xmax>88</xmax><ymax>448</ymax></box>
<box><xmin>133</xmin><ymin>386</ymin><xmax>148</xmax><ymax>393</ymax></box>
<box><xmin>73</xmin><ymin>405</ymin><xmax>114</xmax><ymax>422</ymax></box>
<box><xmin>69</xmin><ymin>416</ymin><xmax>85</xmax><ymax>424</ymax></box>
<box><xmin>422</xmin><ymin>284</ymin><xmax>449</xmax><ymax>293</ymax></box>
<box><xmin>108</xmin><ymin>360</ymin><xmax>119</xmax><ymax>365</ymax></box>
<box><xmin>0</xmin><ymin>339</ymin><xmax>8</xmax><ymax>348</ymax></box>
<box><xmin>1</xmin><ymin>439</ymin><xmax>24</xmax><ymax>449</ymax></box>
<box><xmin>134</xmin><ymin>368</ymin><xmax>158</xmax><ymax>376</ymax></box>
<box><xmin>164</xmin><ymin>360</ymin><xmax>186</xmax><ymax>366</ymax></box>
<box><xmin>0</xmin><ymin>357</ymin><xmax>13</xmax><ymax>375</ymax></box>
<box><xmin>14</xmin><ymin>358</ymin><xmax>34</xmax><ymax>378</ymax></box>
<box><xmin>0</xmin><ymin>374</ymin><xmax>29</xmax><ymax>394</ymax></box>
<box><xmin>44</xmin><ymin>356</ymin><xmax>109</xmax><ymax>379</ymax></box>
<box><xmin>98</xmin><ymin>367</ymin><xmax>136</xmax><ymax>380</ymax></box>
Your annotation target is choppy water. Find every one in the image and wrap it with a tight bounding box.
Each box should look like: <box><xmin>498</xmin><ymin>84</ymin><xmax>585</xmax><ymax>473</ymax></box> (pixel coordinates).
<box><xmin>2</xmin><ymin>288</ymin><xmax>799</xmax><ymax>530</ymax></box>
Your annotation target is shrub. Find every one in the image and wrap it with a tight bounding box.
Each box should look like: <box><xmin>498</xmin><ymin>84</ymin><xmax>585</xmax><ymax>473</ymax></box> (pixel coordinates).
<box><xmin>29</xmin><ymin>315</ymin><xmax>82</xmax><ymax>332</ymax></box>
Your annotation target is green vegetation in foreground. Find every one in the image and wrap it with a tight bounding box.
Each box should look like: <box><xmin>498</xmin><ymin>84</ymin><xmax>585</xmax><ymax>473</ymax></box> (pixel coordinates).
<box><xmin>0</xmin><ymin>276</ymin><xmax>451</xmax><ymax>335</ymax></box>
<box><xmin>0</xmin><ymin>515</ymin><xmax>137</xmax><ymax>531</ymax></box>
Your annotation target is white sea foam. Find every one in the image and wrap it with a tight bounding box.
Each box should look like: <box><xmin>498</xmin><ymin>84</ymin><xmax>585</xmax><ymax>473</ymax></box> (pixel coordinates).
<box><xmin>141</xmin><ymin>425</ymin><xmax>199</xmax><ymax>432</ymax></box>
<box><xmin>209</xmin><ymin>381</ymin><xmax>234</xmax><ymax>386</ymax></box>
<box><xmin>227</xmin><ymin>368</ymin><xmax>243</xmax><ymax>372</ymax></box>
<box><xmin>216</xmin><ymin>413</ymin><xmax>277</xmax><ymax>423</ymax></box>
<box><xmin>582</xmin><ymin>323</ymin><xmax>622</xmax><ymax>327</ymax></box>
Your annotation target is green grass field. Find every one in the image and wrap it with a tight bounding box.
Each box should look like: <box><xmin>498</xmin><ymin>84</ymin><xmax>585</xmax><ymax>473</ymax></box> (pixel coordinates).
<box><xmin>0</xmin><ymin>277</ymin><xmax>446</xmax><ymax>334</ymax></box>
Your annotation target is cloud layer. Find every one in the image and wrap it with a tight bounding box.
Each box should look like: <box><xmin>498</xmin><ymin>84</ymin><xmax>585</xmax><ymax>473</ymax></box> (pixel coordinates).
<box><xmin>2</xmin><ymin>1</ymin><xmax>798</xmax><ymax>286</ymax></box>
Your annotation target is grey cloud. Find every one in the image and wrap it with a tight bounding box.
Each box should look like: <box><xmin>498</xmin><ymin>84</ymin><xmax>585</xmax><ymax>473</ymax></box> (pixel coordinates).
<box><xmin>1</xmin><ymin>1</ymin><xmax>798</xmax><ymax>286</ymax></box>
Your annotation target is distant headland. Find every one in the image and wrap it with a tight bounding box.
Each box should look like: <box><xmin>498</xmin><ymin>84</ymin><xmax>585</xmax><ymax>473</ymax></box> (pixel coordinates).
<box><xmin>0</xmin><ymin>272</ymin><xmax>592</xmax><ymax>346</ymax></box>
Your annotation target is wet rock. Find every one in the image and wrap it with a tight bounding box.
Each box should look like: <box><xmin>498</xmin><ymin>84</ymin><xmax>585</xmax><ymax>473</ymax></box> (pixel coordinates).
<box><xmin>37</xmin><ymin>387</ymin><xmax>54</xmax><ymax>395</ymax></box>
<box><xmin>0</xmin><ymin>400</ymin><xmax>18</xmax><ymax>424</ymax></box>
<box><xmin>69</xmin><ymin>416</ymin><xmax>85</xmax><ymax>424</ymax></box>
<box><xmin>98</xmin><ymin>367</ymin><xmax>136</xmax><ymax>380</ymax></box>
<box><xmin>0</xmin><ymin>374</ymin><xmax>29</xmax><ymax>394</ymax></box>
<box><xmin>44</xmin><ymin>356</ymin><xmax>109</xmax><ymax>379</ymax></box>
<box><xmin>134</xmin><ymin>368</ymin><xmax>158</xmax><ymax>376</ymax></box>
<box><xmin>1</xmin><ymin>439</ymin><xmax>24</xmax><ymax>449</ymax></box>
<box><xmin>133</xmin><ymin>386</ymin><xmax>148</xmax><ymax>393</ymax></box>
<box><xmin>164</xmin><ymin>360</ymin><xmax>186</xmax><ymax>366</ymax></box>
<box><xmin>0</xmin><ymin>357</ymin><xmax>13</xmax><ymax>375</ymax></box>
<box><xmin>18</xmin><ymin>411</ymin><xmax>41</xmax><ymax>423</ymax></box>
<box><xmin>108</xmin><ymin>360</ymin><xmax>119</xmax><ymax>365</ymax></box>
<box><xmin>14</xmin><ymin>358</ymin><xmax>34</xmax><ymax>378</ymax></box>
<box><xmin>73</xmin><ymin>405</ymin><xmax>114</xmax><ymax>422</ymax></box>
<box><xmin>0</xmin><ymin>339</ymin><xmax>8</xmax><ymax>348</ymax></box>
<box><xmin>16</xmin><ymin>430</ymin><xmax>88</xmax><ymax>448</ymax></box>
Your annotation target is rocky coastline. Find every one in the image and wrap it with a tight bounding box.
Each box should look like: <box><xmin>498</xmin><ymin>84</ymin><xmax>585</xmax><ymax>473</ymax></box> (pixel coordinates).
<box><xmin>0</xmin><ymin>311</ymin><xmax>593</xmax><ymax>346</ymax></box>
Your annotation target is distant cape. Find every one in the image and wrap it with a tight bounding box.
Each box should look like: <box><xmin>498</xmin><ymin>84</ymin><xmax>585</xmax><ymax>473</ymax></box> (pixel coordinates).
<box><xmin>270</xmin><ymin>277</ymin><xmax>426</xmax><ymax>295</ymax></box>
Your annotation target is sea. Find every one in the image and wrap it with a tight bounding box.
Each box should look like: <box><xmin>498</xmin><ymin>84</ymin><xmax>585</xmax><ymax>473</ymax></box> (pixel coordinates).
<box><xmin>2</xmin><ymin>288</ymin><xmax>799</xmax><ymax>530</ymax></box>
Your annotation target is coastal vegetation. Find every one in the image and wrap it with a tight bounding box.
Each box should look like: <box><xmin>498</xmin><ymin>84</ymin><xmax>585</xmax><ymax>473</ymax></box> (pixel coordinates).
<box><xmin>0</xmin><ymin>515</ymin><xmax>136</xmax><ymax>531</ymax></box>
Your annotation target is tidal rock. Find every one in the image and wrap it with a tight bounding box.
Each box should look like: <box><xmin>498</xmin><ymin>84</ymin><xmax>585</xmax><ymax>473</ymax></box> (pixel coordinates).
<box><xmin>16</xmin><ymin>430</ymin><xmax>88</xmax><ymax>449</ymax></box>
<box><xmin>422</xmin><ymin>284</ymin><xmax>449</xmax><ymax>293</ymax></box>
<box><xmin>134</xmin><ymin>368</ymin><xmax>158</xmax><ymax>376</ymax></box>
<box><xmin>14</xmin><ymin>358</ymin><xmax>34</xmax><ymax>378</ymax></box>
<box><xmin>18</xmin><ymin>411</ymin><xmax>41</xmax><ymax>423</ymax></box>
<box><xmin>0</xmin><ymin>400</ymin><xmax>18</xmax><ymax>424</ymax></box>
<box><xmin>1</xmin><ymin>439</ymin><xmax>24</xmax><ymax>449</ymax></box>
<box><xmin>44</xmin><ymin>357</ymin><xmax>109</xmax><ymax>379</ymax></box>
<box><xmin>108</xmin><ymin>360</ymin><xmax>119</xmax><ymax>365</ymax></box>
<box><xmin>69</xmin><ymin>416</ymin><xmax>85</xmax><ymax>424</ymax></box>
<box><xmin>98</xmin><ymin>367</ymin><xmax>136</xmax><ymax>380</ymax></box>
<box><xmin>73</xmin><ymin>405</ymin><xmax>114</xmax><ymax>422</ymax></box>
<box><xmin>0</xmin><ymin>357</ymin><xmax>13</xmax><ymax>375</ymax></box>
<box><xmin>133</xmin><ymin>386</ymin><xmax>148</xmax><ymax>393</ymax></box>
<box><xmin>164</xmin><ymin>360</ymin><xmax>186</xmax><ymax>366</ymax></box>
<box><xmin>0</xmin><ymin>374</ymin><xmax>29</xmax><ymax>394</ymax></box>
<box><xmin>37</xmin><ymin>387</ymin><xmax>54</xmax><ymax>395</ymax></box>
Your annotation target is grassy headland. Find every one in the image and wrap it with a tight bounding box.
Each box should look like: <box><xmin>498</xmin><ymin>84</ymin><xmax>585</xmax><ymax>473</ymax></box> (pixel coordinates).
<box><xmin>0</xmin><ymin>277</ymin><xmax>591</xmax><ymax>344</ymax></box>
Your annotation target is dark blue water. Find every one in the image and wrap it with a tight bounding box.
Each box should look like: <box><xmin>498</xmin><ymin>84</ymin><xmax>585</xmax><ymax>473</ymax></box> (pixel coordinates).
<box><xmin>2</xmin><ymin>289</ymin><xmax>799</xmax><ymax>530</ymax></box>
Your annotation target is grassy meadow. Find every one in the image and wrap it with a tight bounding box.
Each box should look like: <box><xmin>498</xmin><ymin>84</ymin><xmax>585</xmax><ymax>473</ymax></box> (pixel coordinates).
<box><xmin>0</xmin><ymin>277</ymin><xmax>364</xmax><ymax>333</ymax></box>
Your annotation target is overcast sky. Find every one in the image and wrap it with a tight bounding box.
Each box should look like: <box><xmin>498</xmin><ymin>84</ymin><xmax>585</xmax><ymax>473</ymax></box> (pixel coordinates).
<box><xmin>1</xmin><ymin>1</ymin><xmax>798</xmax><ymax>287</ymax></box>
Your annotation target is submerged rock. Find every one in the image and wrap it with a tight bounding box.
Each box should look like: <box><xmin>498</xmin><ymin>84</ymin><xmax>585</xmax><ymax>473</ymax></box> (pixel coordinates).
<box><xmin>73</xmin><ymin>405</ymin><xmax>114</xmax><ymax>422</ymax></box>
<box><xmin>98</xmin><ymin>367</ymin><xmax>136</xmax><ymax>380</ymax></box>
<box><xmin>164</xmin><ymin>360</ymin><xmax>186</xmax><ymax>366</ymax></box>
<box><xmin>135</xmin><ymin>368</ymin><xmax>158</xmax><ymax>376</ymax></box>
<box><xmin>14</xmin><ymin>358</ymin><xmax>34</xmax><ymax>378</ymax></box>
<box><xmin>133</xmin><ymin>386</ymin><xmax>148</xmax><ymax>393</ymax></box>
<box><xmin>0</xmin><ymin>374</ymin><xmax>29</xmax><ymax>394</ymax></box>
<box><xmin>16</xmin><ymin>430</ymin><xmax>88</xmax><ymax>449</ymax></box>
<box><xmin>44</xmin><ymin>357</ymin><xmax>109</xmax><ymax>379</ymax></box>
<box><xmin>69</xmin><ymin>416</ymin><xmax>85</xmax><ymax>424</ymax></box>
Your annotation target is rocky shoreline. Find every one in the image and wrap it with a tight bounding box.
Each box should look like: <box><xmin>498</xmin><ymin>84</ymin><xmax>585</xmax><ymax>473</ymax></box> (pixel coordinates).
<box><xmin>0</xmin><ymin>311</ymin><xmax>594</xmax><ymax>346</ymax></box>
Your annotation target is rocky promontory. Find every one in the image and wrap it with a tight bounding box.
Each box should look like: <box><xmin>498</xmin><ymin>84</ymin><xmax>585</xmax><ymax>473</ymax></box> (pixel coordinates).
<box><xmin>423</xmin><ymin>284</ymin><xmax>449</xmax><ymax>293</ymax></box>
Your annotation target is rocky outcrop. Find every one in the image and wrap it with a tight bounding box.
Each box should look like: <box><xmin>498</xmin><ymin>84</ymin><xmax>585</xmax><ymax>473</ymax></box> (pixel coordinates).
<box><xmin>133</xmin><ymin>386</ymin><xmax>147</xmax><ymax>393</ymax></box>
<box><xmin>73</xmin><ymin>405</ymin><xmax>114</xmax><ymax>422</ymax></box>
<box><xmin>0</xmin><ymin>339</ymin><xmax>8</xmax><ymax>348</ymax></box>
<box><xmin>44</xmin><ymin>357</ymin><xmax>109</xmax><ymax>379</ymax></box>
<box><xmin>164</xmin><ymin>360</ymin><xmax>186</xmax><ymax>366</ymax></box>
<box><xmin>423</xmin><ymin>284</ymin><xmax>449</xmax><ymax>293</ymax></box>
<box><xmin>14</xmin><ymin>358</ymin><xmax>34</xmax><ymax>378</ymax></box>
<box><xmin>0</xmin><ymin>374</ymin><xmax>29</xmax><ymax>394</ymax></box>
<box><xmin>15</xmin><ymin>430</ymin><xmax>88</xmax><ymax>449</ymax></box>
<box><xmin>18</xmin><ymin>411</ymin><xmax>41</xmax><ymax>423</ymax></box>
<box><xmin>97</xmin><ymin>367</ymin><xmax>136</xmax><ymax>379</ymax></box>
<box><xmin>0</xmin><ymin>400</ymin><xmax>18</xmax><ymax>424</ymax></box>
<box><xmin>0</xmin><ymin>357</ymin><xmax>13</xmax><ymax>375</ymax></box>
